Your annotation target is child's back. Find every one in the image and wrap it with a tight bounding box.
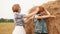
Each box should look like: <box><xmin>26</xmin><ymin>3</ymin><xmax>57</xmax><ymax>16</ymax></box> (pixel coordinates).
<box><xmin>12</xmin><ymin>4</ymin><xmax>26</xmax><ymax>34</ymax></box>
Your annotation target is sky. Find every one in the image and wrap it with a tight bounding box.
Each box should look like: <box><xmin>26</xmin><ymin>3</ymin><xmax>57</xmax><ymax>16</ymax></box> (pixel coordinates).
<box><xmin>0</xmin><ymin>0</ymin><xmax>55</xmax><ymax>19</ymax></box>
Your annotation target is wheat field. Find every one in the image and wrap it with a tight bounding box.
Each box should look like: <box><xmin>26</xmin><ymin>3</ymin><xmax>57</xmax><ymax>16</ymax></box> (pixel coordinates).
<box><xmin>0</xmin><ymin>22</ymin><xmax>14</xmax><ymax>34</ymax></box>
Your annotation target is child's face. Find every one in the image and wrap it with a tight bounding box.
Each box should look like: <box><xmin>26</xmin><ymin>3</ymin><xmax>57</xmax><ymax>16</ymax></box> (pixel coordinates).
<box><xmin>37</xmin><ymin>6</ymin><xmax>45</xmax><ymax>14</ymax></box>
<box><xmin>38</xmin><ymin>7</ymin><xmax>45</xmax><ymax>15</ymax></box>
<box><xmin>38</xmin><ymin>8</ymin><xmax>44</xmax><ymax>14</ymax></box>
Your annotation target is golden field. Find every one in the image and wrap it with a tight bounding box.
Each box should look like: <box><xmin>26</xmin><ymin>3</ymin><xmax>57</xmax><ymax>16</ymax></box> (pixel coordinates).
<box><xmin>0</xmin><ymin>22</ymin><xmax>14</xmax><ymax>34</ymax></box>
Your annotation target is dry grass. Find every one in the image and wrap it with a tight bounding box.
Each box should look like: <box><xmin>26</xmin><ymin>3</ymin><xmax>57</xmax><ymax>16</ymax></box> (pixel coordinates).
<box><xmin>0</xmin><ymin>22</ymin><xmax>14</xmax><ymax>34</ymax></box>
<box><xmin>42</xmin><ymin>1</ymin><xmax>60</xmax><ymax>34</ymax></box>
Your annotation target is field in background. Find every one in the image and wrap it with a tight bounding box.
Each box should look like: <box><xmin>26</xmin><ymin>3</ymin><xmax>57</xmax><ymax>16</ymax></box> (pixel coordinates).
<box><xmin>0</xmin><ymin>22</ymin><xmax>14</xmax><ymax>34</ymax></box>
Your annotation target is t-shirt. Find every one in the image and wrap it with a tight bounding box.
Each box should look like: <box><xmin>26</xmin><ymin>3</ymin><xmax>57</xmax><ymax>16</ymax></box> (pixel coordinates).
<box><xmin>14</xmin><ymin>12</ymin><xmax>25</xmax><ymax>26</ymax></box>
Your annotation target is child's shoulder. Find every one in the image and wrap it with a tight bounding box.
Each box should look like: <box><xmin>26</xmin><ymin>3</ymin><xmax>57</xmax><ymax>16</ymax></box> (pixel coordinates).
<box><xmin>20</xmin><ymin>14</ymin><xmax>25</xmax><ymax>15</ymax></box>
<box><xmin>19</xmin><ymin>14</ymin><xmax>26</xmax><ymax>17</ymax></box>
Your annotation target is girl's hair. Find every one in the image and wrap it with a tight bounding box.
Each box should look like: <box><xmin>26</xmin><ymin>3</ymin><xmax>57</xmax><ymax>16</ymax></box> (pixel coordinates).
<box><xmin>12</xmin><ymin>4</ymin><xmax>20</xmax><ymax>12</ymax></box>
<box><xmin>37</xmin><ymin>6</ymin><xmax>45</xmax><ymax>14</ymax></box>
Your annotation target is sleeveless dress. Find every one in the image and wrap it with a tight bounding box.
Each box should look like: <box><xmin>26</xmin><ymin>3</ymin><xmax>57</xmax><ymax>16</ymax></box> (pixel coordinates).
<box><xmin>34</xmin><ymin>14</ymin><xmax>48</xmax><ymax>34</ymax></box>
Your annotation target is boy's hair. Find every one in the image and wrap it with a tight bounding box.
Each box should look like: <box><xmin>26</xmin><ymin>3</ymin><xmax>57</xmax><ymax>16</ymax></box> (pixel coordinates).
<box><xmin>12</xmin><ymin>4</ymin><xmax>20</xmax><ymax>12</ymax></box>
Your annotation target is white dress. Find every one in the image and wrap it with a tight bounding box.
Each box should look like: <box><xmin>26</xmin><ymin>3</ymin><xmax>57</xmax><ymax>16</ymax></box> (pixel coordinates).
<box><xmin>12</xmin><ymin>26</ymin><xmax>26</xmax><ymax>34</ymax></box>
<box><xmin>12</xmin><ymin>12</ymin><xmax>26</xmax><ymax>34</ymax></box>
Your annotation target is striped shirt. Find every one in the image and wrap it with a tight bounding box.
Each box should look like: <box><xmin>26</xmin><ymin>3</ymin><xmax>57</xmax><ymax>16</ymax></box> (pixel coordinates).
<box><xmin>14</xmin><ymin>12</ymin><xmax>25</xmax><ymax>26</ymax></box>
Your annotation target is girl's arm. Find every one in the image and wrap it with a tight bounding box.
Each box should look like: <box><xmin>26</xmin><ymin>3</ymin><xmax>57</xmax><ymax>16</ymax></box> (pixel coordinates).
<box><xmin>35</xmin><ymin>9</ymin><xmax>55</xmax><ymax>19</ymax></box>
<box><xmin>45</xmin><ymin>9</ymin><xmax>50</xmax><ymax>15</ymax></box>
<box><xmin>35</xmin><ymin>15</ymin><xmax>56</xmax><ymax>19</ymax></box>
<box><xmin>24</xmin><ymin>16</ymin><xmax>34</xmax><ymax>23</ymax></box>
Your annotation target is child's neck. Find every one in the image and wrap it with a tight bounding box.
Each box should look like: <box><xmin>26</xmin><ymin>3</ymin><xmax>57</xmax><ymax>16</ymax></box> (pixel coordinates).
<box><xmin>16</xmin><ymin>11</ymin><xmax>21</xmax><ymax>13</ymax></box>
<box><xmin>14</xmin><ymin>12</ymin><xmax>20</xmax><ymax>14</ymax></box>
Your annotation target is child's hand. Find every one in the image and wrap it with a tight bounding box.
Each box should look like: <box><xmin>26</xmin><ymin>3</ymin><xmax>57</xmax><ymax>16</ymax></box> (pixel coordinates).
<box><xmin>50</xmin><ymin>15</ymin><xmax>56</xmax><ymax>18</ymax></box>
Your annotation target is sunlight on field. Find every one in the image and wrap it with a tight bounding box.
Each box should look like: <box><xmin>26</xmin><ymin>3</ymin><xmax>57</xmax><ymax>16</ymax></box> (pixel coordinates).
<box><xmin>0</xmin><ymin>22</ymin><xmax>14</xmax><ymax>34</ymax></box>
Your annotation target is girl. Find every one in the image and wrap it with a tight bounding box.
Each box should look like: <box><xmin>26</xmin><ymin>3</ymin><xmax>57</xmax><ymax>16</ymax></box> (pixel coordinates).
<box><xmin>34</xmin><ymin>6</ymin><xmax>55</xmax><ymax>34</ymax></box>
<box><xmin>12</xmin><ymin>4</ymin><xmax>39</xmax><ymax>34</ymax></box>
<box><xmin>24</xmin><ymin>6</ymin><xmax>55</xmax><ymax>34</ymax></box>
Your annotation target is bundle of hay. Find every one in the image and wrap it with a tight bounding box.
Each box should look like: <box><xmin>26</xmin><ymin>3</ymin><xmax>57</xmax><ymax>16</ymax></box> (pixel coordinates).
<box><xmin>24</xmin><ymin>6</ymin><xmax>39</xmax><ymax>34</ymax></box>
<box><xmin>42</xmin><ymin>0</ymin><xmax>60</xmax><ymax>34</ymax></box>
<box><xmin>24</xmin><ymin>0</ymin><xmax>60</xmax><ymax>34</ymax></box>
